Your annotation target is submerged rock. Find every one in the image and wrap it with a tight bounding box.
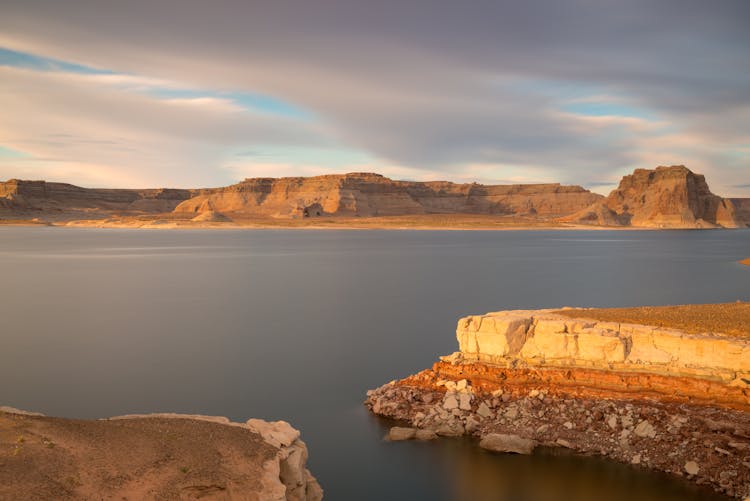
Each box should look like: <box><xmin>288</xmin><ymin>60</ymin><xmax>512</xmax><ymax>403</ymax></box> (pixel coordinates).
<box><xmin>479</xmin><ymin>433</ymin><xmax>537</xmax><ymax>455</ymax></box>
<box><xmin>388</xmin><ymin>427</ymin><xmax>417</xmax><ymax>441</ymax></box>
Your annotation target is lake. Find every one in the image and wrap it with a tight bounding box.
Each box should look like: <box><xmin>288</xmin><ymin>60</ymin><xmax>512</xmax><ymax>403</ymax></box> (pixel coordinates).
<box><xmin>1</xmin><ymin>227</ymin><xmax>748</xmax><ymax>500</ymax></box>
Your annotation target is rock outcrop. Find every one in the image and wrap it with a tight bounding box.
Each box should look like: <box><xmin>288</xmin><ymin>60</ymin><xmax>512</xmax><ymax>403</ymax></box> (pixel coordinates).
<box><xmin>0</xmin><ymin>409</ymin><xmax>322</xmax><ymax>500</ymax></box>
<box><xmin>2</xmin><ymin>167</ymin><xmax>747</xmax><ymax>229</ymax></box>
<box><xmin>454</xmin><ymin>309</ymin><xmax>750</xmax><ymax>396</ymax></box>
<box><xmin>366</xmin><ymin>305</ymin><xmax>750</xmax><ymax>498</ymax></box>
<box><xmin>563</xmin><ymin>165</ymin><xmax>746</xmax><ymax>228</ymax></box>
<box><xmin>172</xmin><ymin>173</ymin><xmax>601</xmax><ymax>219</ymax></box>
<box><xmin>0</xmin><ymin>179</ymin><xmax>193</xmax><ymax>215</ymax></box>
<box><xmin>731</xmin><ymin>198</ymin><xmax>750</xmax><ymax>226</ymax></box>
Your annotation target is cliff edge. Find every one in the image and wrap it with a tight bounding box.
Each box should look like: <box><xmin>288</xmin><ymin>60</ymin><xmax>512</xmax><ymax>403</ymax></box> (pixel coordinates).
<box><xmin>0</xmin><ymin>409</ymin><xmax>322</xmax><ymax>500</ymax></box>
<box><xmin>172</xmin><ymin>172</ymin><xmax>601</xmax><ymax>219</ymax></box>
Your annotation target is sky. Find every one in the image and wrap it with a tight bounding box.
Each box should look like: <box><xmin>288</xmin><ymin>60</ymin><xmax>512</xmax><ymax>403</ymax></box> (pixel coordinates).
<box><xmin>0</xmin><ymin>0</ymin><xmax>748</xmax><ymax>196</ymax></box>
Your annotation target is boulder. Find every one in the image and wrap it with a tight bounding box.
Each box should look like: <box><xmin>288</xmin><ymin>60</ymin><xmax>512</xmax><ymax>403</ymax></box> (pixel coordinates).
<box><xmin>388</xmin><ymin>427</ymin><xmax>417</xmax><ymax>441</ymax></box>
<box><xmin>479</xmin><ymin>433</ymin><xmax>537</xmax><ymax>455</ymax></box>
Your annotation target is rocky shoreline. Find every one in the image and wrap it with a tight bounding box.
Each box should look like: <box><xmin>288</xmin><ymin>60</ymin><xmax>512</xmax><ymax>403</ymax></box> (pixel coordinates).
<box><xmin>0</xmin><ymin>407</ymin><xmax>322</xmax><ymax>500</ymax></box>
<box><xmin>365</xmin><ymin>306</ymin><xmax>750</xmax><ymax>499</ymax></box>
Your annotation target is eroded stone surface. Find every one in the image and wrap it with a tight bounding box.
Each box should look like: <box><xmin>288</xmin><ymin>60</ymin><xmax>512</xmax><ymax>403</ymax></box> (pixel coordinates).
<box><xmin>1</xmin><ymin>410</ymin><xmax>322</xmax><ymax>501</ymax></box>
<box><xmin>455</xmin><ymin>309</ymin><xmax>750</xmax><ymax>394</ymax></box>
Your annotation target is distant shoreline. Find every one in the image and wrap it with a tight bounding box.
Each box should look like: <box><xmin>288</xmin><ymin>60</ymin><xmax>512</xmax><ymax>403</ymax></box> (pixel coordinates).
<box><xmin>0</xmin><ymin>216</ymin><xmax>728</xmax><ymax>231</ymax></box>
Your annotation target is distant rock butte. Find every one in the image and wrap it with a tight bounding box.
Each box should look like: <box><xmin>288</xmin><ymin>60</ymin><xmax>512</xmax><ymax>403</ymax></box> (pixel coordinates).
<box><xmin>172</xmin><ymin>172</ymin><xmax>602</xmax><ymax>218</ymax></box>
<box><xmin>0</xmin><ymin>179</ymin><xmax>193</xmax><ymax>214</ymax></box>
<box><xmin>1</xmin><ymin>167</ymin><xmax>748</xmax><ymax>228</ymax></box>
<box><xmin>563</xmin><ymin>165</ymin><xmax>747</xmax><ymax>228</ymax></box>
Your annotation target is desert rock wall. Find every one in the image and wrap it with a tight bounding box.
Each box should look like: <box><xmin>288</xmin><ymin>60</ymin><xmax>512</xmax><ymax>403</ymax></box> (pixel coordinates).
<box><xmin>173</xmin><ymin>172</ymin><xmax>602</xmax><ymax>218</ymax></box>
<box><xmin>563</xmin><ymin>165</ymin><xmax>745</xmax><ymax>228</ymax></box>
<box><xmin>0</xmin><ymin>179</ymin><xmax>193</xmax><ymax>213</ymax></box>
<box><xmin>456</xmin><ymin>309</ymin><xmax>750</xmax><ymax>386</ymax></box>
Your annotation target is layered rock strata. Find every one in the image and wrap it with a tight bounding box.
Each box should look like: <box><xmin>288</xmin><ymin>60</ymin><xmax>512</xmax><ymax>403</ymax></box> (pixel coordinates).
<box><xmin>3</xmin><ymin>167</ymin><xmax>747</xmax><ymax>228</ymax></box>
<box><xmin>0</xmin><ymin>408</ymin><xmax>322</xmax><ymax>500</ymax></box>
<box><xmin>0</xmin><ymin>179</ymin><xmax>193</xmax><ymax>214</ymax></box>
<box><xmin>564</xmin><ymin>165</ymin><xmax>746</xmax><ymax>228</ymax></box>
<box><xmin>172</xmin><ymin>173</ymin><xmax>601</xmax><ymax>219</ymax></box>
<box><xmin>366</xmin><ymin>308</ymin><xmax>750</xmax><ymax>498</ymax></box>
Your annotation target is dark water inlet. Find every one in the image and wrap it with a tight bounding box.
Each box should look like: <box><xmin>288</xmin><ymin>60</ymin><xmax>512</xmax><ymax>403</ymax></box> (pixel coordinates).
<box><xmin>1</xmin><ymin>227</ymin><xmax>747</xmax><ymax>500</ymax></box>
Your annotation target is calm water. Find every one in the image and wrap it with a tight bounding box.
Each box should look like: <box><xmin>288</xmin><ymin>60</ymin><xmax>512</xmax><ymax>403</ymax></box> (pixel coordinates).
<box><xmin>1</xmin><ymin>227</ymin><xmax>748</xmax><ymax>501</ymax></box>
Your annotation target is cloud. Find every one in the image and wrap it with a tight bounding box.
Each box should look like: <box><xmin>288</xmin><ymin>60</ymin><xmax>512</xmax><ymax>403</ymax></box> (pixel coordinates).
<box><xmin>0</xmin><ymin>66</ymin><xmax>328</xmax><ymax>187</ymax></box>
<box><xmin>0</xmin><ymin>0</ymin><xmax>747</xmax><ymax>194</ymax></box>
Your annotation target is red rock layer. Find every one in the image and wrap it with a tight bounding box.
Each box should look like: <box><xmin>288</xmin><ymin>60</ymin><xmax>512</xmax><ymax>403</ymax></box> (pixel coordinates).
<box><xmin>400</xmin><ymin>361</ymin><xmax>750</xmax><ymax>412</ymax></box>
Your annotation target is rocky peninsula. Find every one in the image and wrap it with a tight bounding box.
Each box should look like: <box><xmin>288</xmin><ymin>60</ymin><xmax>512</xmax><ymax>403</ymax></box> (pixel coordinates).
<box><xmin>1</xmin><ymin>165</ymin><xmax>748</xmax><ymax>229</ymax></box>
<box><xmin>366</xmin><ymin>303</ymin><xmax>750</xmax><ymax>499</ymax></box>
<box><xmin>0</xmin><ymin>408</ymin><xmax>322</xmax><ymax>500</ymax></box>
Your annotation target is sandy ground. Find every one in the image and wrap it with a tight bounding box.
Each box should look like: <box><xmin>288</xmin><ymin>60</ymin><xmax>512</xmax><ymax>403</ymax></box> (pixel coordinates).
<box><xmin>555</xmin><ymin>302</ymin><xmax>750</xmax><ymax>338</ymax></box>
<box><xmin>0</xmin><ymin>411</ymin><xmax>276</xmax><ymax>500</ymax></box>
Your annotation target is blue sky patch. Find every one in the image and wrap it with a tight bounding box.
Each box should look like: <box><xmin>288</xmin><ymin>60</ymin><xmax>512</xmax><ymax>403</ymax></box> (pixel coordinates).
<box><xmin>562</xmin><ymin>101</ymin><xmax>656</xmax><ymax>120</ymax></box>
<box><xmin>0</xmin><ymin>145</ymin><xmax>28</xmax><ymax>158</ymax></box>
<box><xmin>0</xmin><ymin>46</ymin><xmax>112</xmax><ymax>74</ymax></box>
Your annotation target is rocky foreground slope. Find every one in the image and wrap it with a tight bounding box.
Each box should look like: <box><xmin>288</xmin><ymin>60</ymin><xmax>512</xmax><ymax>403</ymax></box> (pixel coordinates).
<box><xmin>0</xmin><ymin>409</ymin><xmax>322</xmax><ymax>500</ymax></box>
<box><xmin>366</xmin><ymin>304</ymin><xmax>750</xmax><ymax>498</ymax></box>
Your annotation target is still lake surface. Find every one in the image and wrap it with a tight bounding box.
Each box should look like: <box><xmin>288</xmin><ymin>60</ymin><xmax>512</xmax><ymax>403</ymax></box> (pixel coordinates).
<box><xmin>2</xmin><ymin>227</ymin><xmax>749</xmax><ymax>500</ymax></box>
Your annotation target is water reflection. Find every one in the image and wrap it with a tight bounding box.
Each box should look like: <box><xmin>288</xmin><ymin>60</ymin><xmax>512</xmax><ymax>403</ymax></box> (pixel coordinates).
<box><xmin>372</xmin><ymin>416</ymin><xmax>727</xmax><ymax>501</ymax></box>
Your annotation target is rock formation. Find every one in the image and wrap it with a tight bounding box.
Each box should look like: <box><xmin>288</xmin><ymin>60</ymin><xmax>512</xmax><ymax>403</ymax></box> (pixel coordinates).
<box><xmin>0</xmin><ymin>408</ymin><xmax>322</xmax><ymax>500</ymax></box>
<box><xmin>366</xmin><ymin>305</ymin><xmax>750</xmax><ymax>498</ymax></box>
<box><xmin>2</xmin><ymin>167</ymin><xmax>747</xmax><ymax>229</ymax></box>
<box><xmin>731</xmin><ymin>198</ymin><xmax>750</xmax><ymax>226</ymax></box>
<box><xmin>172</xmin><ymin>173</ymin><xmax>601</xmax><ymax>219</ymax></box>
<box><xmin>0</xmin><ymin>179</ymin><xmax>193</xmax><ymax>215</ymax></box>
<box><xmin>563</xmin><ymin>165</ymin><xmax>746</xmax><ymax>228</ymax></box>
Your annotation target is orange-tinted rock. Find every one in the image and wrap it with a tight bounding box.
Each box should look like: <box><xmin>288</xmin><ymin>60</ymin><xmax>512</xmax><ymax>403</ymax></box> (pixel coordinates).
<box><xmin>563</xmin><ymin>165</ymin><xmax>746</xmax><ymax>228</ymax></box>
<box><xmin>0</xmin><ymin>179</ymin><xmax>193</xmax><ymax>213</ymax></box>
<box><xmin>173</xmin><ymin>173</ymin><xmax>602</xmax><ymax>218</ymax></box>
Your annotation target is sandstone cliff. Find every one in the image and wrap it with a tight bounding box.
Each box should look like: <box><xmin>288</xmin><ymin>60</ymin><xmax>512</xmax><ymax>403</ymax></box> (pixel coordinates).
<box><xmin>0</xmin><ymin>179</ymin><xmax>193</xmax><ymax>215</ymax></box>
<box><xmin>172</xmin><ymin>173</ymin><xmax>602</xmax><ymax>219</ymax></box>
<box><xmin>563</xmin><ymin>165</ymin><xmax>745</xmax><ymax>228</ymax></box>
<box><xmin>2</xmin><ymin>167</ymin><xmax>747</xmax><ymax>229</ymax></box>
<box><xmin>0</xmin><ymin>409</ymin><xmax>322</xmax><ymax>501</ymax></box>
<box><xmin>366</xmin><ymin>304</ymin><xmax>750</xmax><ymax>498</ymax></box>
<box><xmin>731</xmin><ymin>198</ymin><xmax>750</xmax><ymax>226</ymax></box>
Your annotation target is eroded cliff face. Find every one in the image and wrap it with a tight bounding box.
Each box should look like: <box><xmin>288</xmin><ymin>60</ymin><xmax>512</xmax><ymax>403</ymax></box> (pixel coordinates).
<box><xmin>564</xmin><ymin>165</ymin><xmax>745</xmax><ymax>228</ymax></box>
<box><xmin>0</xmin><ymin>179</ymin><xmax>193</xmax><ymax>214</ymax></box>
<box><xmin>731</xmin><ymin>198</ymin><xmax>750</xmax><ymax>226</ymax></box>
<box><xmin>0</xmin><ymin>409</ymin><xmax>322</xmax><ymax>501</ymax></box>
<box><xmin>365</xmin><ymin>306</ymin><xmax>750</xmax><ymax>498</ymax></box>
<box><xmin>3</xmin><ymin>168</ymin><xmax>746</xmax><ymax>228</ymax></box>
<box><xmin>172</xmin><ymin>172</ymin><xmax>602</xmax><ymax>218</ymax></box>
